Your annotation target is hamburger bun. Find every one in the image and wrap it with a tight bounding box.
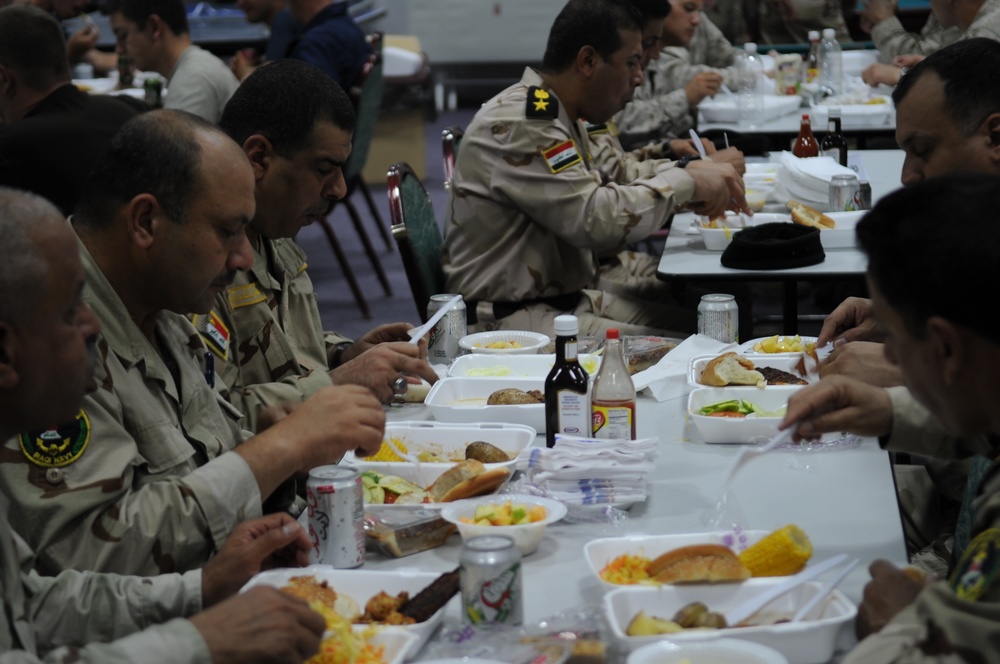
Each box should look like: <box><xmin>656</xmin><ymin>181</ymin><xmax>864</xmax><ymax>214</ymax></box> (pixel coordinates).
<box><xmin>428</xmin><ymin>459</ymin><xmax>511</xmax><ymax>503</ymax></box>
<box><xmin>786</xmin><ymin>200</ymin><xmax>836</xmax><ymax>230</ymax></box>
<box><xmin>646</xmin><ymin>544</ymin><xmax>751</xmax><ymax>584</ymax></box>
<box><xmin>699</xmin><ymin>352</ymin><xmax>765</xmax><ymax>387</ymax></box>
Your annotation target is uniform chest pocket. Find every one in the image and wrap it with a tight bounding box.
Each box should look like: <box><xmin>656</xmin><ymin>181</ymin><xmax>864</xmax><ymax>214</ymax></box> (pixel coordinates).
<box><xmin>131</xmin><ymin>418</ymin><xmax>199</xmax><ymax>476</ymax></box>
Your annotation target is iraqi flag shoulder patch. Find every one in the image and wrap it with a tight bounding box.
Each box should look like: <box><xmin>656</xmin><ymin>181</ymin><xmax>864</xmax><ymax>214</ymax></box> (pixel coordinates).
<box><xmin>542</xmin><ymin>140</ymin><xmax>581</xmax><ymax>174</ymax></box>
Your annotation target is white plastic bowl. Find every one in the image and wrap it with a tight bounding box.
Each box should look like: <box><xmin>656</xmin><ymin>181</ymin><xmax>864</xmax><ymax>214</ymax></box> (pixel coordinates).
<box><xmin>440</xmin><ymin>495</ymin><xmax>567</xmax><ymax>555</ymax></box>
<box><xmin>424</xmin><ymin>376</ymin><xmax>546</xmax><ymax>431</ymax></box>
<box><xmin>696</xmin><ymin>213</ymin><xmax>788</xmax><ymax>251</ymax></box>
<box><xmin>449</xmin><ymin>353</ymin><xmax>600</xmax><ymax>378</ymax></box>
<box><xmin>628</xmin><ymin>638</ymin><xmax>788</xmax><ymax>664</ymax></box>
<box><xmin>604</xmin><ymin>580</ymin><xmax>856</xmax><ymax>663</ymax></box>
<box><xmin>459</xmin><ymin>330</ymin><xmax>550</xmax><ymax>355</ymax></box>
<box><xmin>688</xmin><ymin>386</ymin><xmax>803</xmax><ymax>444</ymax></box>
<box><xmin>700</xmin><ymin>94</ymin><xmax>802</xmax><ymax>123</ymax></box>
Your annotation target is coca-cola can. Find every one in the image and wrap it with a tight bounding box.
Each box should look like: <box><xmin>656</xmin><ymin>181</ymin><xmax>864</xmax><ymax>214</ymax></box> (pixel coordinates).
<box><xmin>427</xmin><ymin>294</ymin><xmax>467</xmax><ymax>363</ymax></box>
<box><xmin>829</xmin><ymin>173</ymin><xmax>861</xmax><ymax>212</ymax></box>
<box><xmin>306</xmin><ymin>466</ymin><xmax>365</xmax><ymax>568</ymax></box>
<box><xmin>460</xmin><ymin>535</ymin><xmax>523</xmax><ymax>626</ymax></box>
<box><xmin>698</xmin><ymin>294</ymin><xmax>739</xmax><ymax>343</ymax></box>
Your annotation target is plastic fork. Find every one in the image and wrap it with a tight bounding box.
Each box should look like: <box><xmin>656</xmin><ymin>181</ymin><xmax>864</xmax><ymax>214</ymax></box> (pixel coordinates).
<box><xmin>792</xmin><ymin>558</ymin><xmax>859</xmax><ymax>622</ymax></box>
<box><xmin>718</xmin><ymin>426</ymin><xmax>795</xmax><ymax>497</ymax></box>
<box><xmin>380</xmin><ymin>436</ymin><xmax>423</xmax><ymax>465</ymax></box>
<box><xmin>406</xmin><ymin>294</ymin><xmax>462</xmax><ymax>345</ymax></box>
<box><xmin>724</xmin><ymin>553</ymin><xmax>850</xmax><ymax>626</ymax></box>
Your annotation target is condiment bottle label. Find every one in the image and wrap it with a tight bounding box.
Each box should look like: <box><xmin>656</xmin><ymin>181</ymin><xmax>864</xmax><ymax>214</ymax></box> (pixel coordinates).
<box><xmin>592</xmin><ymin>403</ymin><xmax>634</xmax><ymax>439</ymax></box>
<box><xmin>556</xmin><ymin>390</ymin><xmax>590</xmax><ymax>437</ymax></box>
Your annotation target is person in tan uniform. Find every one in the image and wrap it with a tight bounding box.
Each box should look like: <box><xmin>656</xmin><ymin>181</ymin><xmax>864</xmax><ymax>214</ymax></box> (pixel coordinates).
<box><xmin>204</xmin><ymin>59</ymin><xmax>438</xmax><ymax>429</ymax></box>
<box><xmin>0</xmin><ymin>187</ymin><xmax>329</xmax><ymax>663</ymax></box>
<box><xmin>443</xmin><ymin>0</ymin><xmax>748</xmax><ymax>337</ymax></box>
<box><xmin>757</xmin><ymin>0</ymin><xmax>851</xmax><ymax>43</ymax></box>
<box><xmin>860</xmin><ymin>0</ymin><xmax>961</xmax><ymax>62</ymax></box>
<box><xmin>782</xmin><ymin>174</ymin><xmax>1000</xmax><ymax>662</ymax></box>
<box><xmin>862</xmin><ymin>0</ymin><xmax>1000</xmax><ymax>86</ymax></box>
<box><xmin>0</xmin><ymin>110</ymin><xmax>384</xmax><ymax>578</ymax></box>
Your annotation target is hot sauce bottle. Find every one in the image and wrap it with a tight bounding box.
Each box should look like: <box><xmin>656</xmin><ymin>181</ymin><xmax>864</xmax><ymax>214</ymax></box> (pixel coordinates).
<box><xmin>544</xmin><ymin>315</ymin><xmax>591</xmax><ymax>448</ymax></box>
<box><xmin>793</xmin><ymin>114</ymin><xmax>819</xmax><ymax>158</ymax></box>
<box><xmin>591</xmin><ymin>329</ymin><xmax>636</xmax><ymax>440</ymax></box>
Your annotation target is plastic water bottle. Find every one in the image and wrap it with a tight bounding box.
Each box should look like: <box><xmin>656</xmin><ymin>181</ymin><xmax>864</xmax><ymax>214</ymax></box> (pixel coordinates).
<box><xmin>737</xmin><ymin>43</ymin><xmax>764</xmax><ymax>126</ymax></box>
<box><xmin>819</xmin><ymin>28</ymin><xmax>843</xmax><ymax>96</ymax></box>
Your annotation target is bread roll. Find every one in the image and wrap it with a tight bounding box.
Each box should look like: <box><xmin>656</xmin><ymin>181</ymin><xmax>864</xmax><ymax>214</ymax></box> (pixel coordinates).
<box><xmin>786</xmin><ymin>200</ymin><xmax>836</xmax><ymax>229</ymax></box>
<box><xmin>427</xmin><ymin>460</ymin><xmax>511</xmax><ymax>503</ymax></box>
<box><xmin>646</xmin><ymin>544</ymin><xmax>751</xmax><ymax>584</ymax></box>
<box><xmin>699</xmin><ymin>352</ymin><xmax>765</xmax><ymax>387</ymax></box>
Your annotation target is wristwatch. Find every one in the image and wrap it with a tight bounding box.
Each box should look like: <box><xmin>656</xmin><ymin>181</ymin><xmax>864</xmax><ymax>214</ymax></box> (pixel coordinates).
<box><xmin>677</xmin><ymin>154</ymin><xmax>702</xmax><ymax>168</ymax></box>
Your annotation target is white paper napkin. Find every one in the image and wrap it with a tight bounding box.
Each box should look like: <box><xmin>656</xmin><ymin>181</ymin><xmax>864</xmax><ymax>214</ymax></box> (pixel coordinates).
<box><xmin>775</xmin><ymin>152</ymin><xmax>857</xmax><ymax>208</ymax></box>
<box><xmin>636</xmin><ymin>334</ymin><xmax>738</xmax><ymax>401</ymax></box>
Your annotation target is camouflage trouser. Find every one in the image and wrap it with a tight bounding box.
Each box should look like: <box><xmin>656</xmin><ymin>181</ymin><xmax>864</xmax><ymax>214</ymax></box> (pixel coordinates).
<box><xmin>894</xmin><ymin>457</ymin><xmax>970</xmax><ymax>578</ymax></box>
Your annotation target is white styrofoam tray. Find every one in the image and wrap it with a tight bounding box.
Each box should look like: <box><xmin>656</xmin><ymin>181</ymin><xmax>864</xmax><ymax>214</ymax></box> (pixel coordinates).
<box><xmin>449</xmin><ymin>353</ymin><xmax>600</xmax><ymax>378</ymax></box>
<box><xmin>700</xmin><ymin>94</ymin><xmax>802</xmax><ymax>123</ymax></box>
<box><xmin>425</xmin><ymin>377</ymin><xmax>546</xmax><ymax>432</ymax></box>
<box><xmin>688</xmin><ymin>354</ymin><xmax>813</xmax><ymax>388</ymax></box>
<box><xmin>688</xmin><ymin>386</ymin><xmax>803</xmax><ymax>444</ymax></box>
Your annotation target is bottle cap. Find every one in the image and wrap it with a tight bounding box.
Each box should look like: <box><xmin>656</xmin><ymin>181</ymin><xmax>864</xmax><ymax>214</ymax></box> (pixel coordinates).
<box><xmin>606</xmin><ymin>328</ymin><xmax>620</xmax><ymax>340</ymax></box>
<box><xmin>801</xmin><ymin>114</ymin><xmax>810</xmax><ymax>120</ymax></box>
<box><xmin>822</xmin><ymin>28</ymin><xmax>836</xmax><ymax>38</ymax></box>
<box><xmin>553</xmin><ymin>314</ymin><xmax>579</xmax><ymax>337</ymax></box>
<box><xmin>808</xmin><ymin>30</ymin><xmax>820</xmax><ymax>40</ymax></box>
<box><xmin>744</xmin><ymin>42</ymin><xmax>757</xmax><ymax>53</ymax></box>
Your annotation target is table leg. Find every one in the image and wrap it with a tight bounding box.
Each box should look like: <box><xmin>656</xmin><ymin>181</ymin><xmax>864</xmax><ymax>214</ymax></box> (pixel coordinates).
<box><xmin>783</xmin><ymin>282</ymin><xmax>799</xmax><ymax>335</ymax></box>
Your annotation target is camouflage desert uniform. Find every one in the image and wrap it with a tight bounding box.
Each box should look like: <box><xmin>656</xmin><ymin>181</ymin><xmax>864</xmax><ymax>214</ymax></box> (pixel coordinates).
<box><xmin>615</xmin><ymin>17</ymin><xmax>739</xmax><ymax>151</ymax></box>
<box><xmin>758</xmin><ymin>0</ymin><xmax>851</xmax><ymax>44</ymax></box>
<box><xmin>0</xmin><ymin>239</ymin><xmax>261</xmax><ymax>577</ymax></box>
<box><xmin>442</xmin><ymin>67</ymin><xmax>698</xmax><ymax>338</ymax></box>
<box><xmin>196</xmin><ymin>237</ymin><xmax>351</xmax><ymax>431</ymax></box>
<box><xmin>841</xmin><ymin>388</ymin><xmax>1000</xmax><ymax>663</ymax></box>
<box><xmin>961</xmin><ymin>0</ymin><xmax>1000</xmax><ymax>41</ymax></box>
<box><xmin>1</xmin><ymin>491</ymin><xmax>208</xmax><ymax>663</ymax></box>
<box><xmin>871</xmin><ymin>14</ymin><xmax>961</xmax><ymax>62</ymax></box>
<box><xmin>703</xmin><ymin>0</ymin><xmax>749</xmax><ymax>44</ymax></box>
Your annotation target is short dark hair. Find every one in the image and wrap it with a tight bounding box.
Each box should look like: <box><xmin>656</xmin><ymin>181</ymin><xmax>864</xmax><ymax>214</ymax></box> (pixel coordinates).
<box><xmin>0</xmin><ymin>5</ymin><xmax>69</xmax><ymax>89</ymax></box>
<box><xmin>103</xmin><ymin>0</ymin><xmax>189</xmax><ymax>35</ymax></box>
<box><xmin>74</xmin><ymin>110</ymin><xmax>219</xmax><ymax>227</ymax></box>
<box><xmin>219</xmin><ymin>59</ymin><xmax>356</xmax><ymax>157</ymax></box>
<box><xmin>628</xmin><ymin>0</ymin><xmax>670</xmax><ymax>20</ymax></box>
<box><xmin>0</xmin><ymin>188</ymin><xmax>55</xmax><ymax>326</ymax></box>
<box><xmin>893</xmin><ymin>38</ymin><xmax>1000</xmax><ymax>136</ymax></box>
<box><xmin>542</xmin><ymin>0</ymin><xmax>645</xmax><ymax>73</ymax></box>
<box><xmin>857</xmin><ymin>173</ymin><xmax>1000</xmax><ymax>345</ymax></box>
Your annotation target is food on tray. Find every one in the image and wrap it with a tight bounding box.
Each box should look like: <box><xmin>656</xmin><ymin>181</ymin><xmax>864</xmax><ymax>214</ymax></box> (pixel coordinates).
<box><xmin>427</xmin><ymin>459</ymin><xmax>511</xmax><ymax>502</ymax></box>
<box><xmin>364</xmin><ymin>509</ymin><xmax>457</xmax><ymax>557</ymax></box>
<box><xmin>487</xmin><ymin>388</ymin><xmax>545</xmax><ymax>405</ymax></box>
<box><xmin>699</xmin><ymin>352</ymin><xmax>765</xmax><ymax>387</ymax></box>
<box><xmin>752</xmin><ymin>335</ymin><xmax>808</xmax><ymax>353</ymax></box>
<box><xmin>757</xmin><ymin>366</ymin><xmax>808</xmax><ymax>385</ymax></box>
<box><xmin>646</xmin><ymin>544</ymin><xmax>752</xmax><ymax>584</ymax></box>
<box><xmin>477</xmin><ymin>339</ymin><xmax>522</xmax><ymax>349</ymax></box>
<box><xmin>626</xmin><ymin>338</ymin><xmax>678</xmax><ymax>374</ymax></box>
<box><xmin>466</xmin><ymin>365</ymin><xmax>514</xmax><ymax>377</ymax></box>
<box><xmin>307</xmin><ymin>601</ymin><xmax>385</xmax><ymax>664</ymax></box>
<box><xmin>365</xmin><ymin>438</ymin><xmax>413</xmax><ymax>463</ymax></box>
<box><xmin>281</xmin><ymin>576</ymin><xmax>361</xmax><ymax>620</ymax></box>
<box><xmin>358</xmin><ymin>590</ymin><xmax>416</xmax><ymax>625</ymax></box>
<box><xmin>626</xmin><ymin>601</ymin><xmax>730</xmax><ymax>636</ymax></box>
<box><xmin>738</xmin><ymin>524</ymin><xmax>813</xmax><ymax>576</ymax></box>
<box><xmin>399</xmin><ymin>568</ymin><xmax>460</xmax><ymax>622</ymax></box>
<box><xmin>626</xmin><ymin>610</ymin><xmax>684</xmax><ymax>636</ymax></box>
<box><xmin>458</xmin><ymin>501</ymin><xmax>547</xmax><ymax>526</ymax></box>
<box><xmin>698</xmin><ymin>399</ymin><xmax>758</xmax><ymax>417</ymax></box>
<box><xmin>787</xmin><ymin>200</ymin><xmax>836</xmax><ymax>230</ymax></box>
<box><xmin>599</xmin><ymin>553</ymin><xmax>654</xmax><ymax>585</ymax></box>
<box><xmin>361</xmin><ymin>471</ymin><xmax>431</xmax><ymax>505</ymax></box>
<box><xmin>464</xmin><ymin>440</ymin><xmax>512</xmax><ymax>463</ymax></box>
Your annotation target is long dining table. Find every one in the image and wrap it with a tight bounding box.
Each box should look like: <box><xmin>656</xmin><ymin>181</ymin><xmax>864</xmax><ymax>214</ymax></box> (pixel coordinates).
<box><xmin>369</xmin><ymin>383</ymin><xmax>909</xmax><ymax>662</ymax></box>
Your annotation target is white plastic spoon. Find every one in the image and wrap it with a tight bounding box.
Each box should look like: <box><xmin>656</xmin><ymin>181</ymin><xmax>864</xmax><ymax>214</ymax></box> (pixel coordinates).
<box><xmin>725</xmin><ymin>553</ymin><xmax>849</xmax><ymax>626</ymax></box>
<box><xmin>406</xmin><ymin>294</ymin><xmax>462</xmax><ymax>345</ymax></box>
<box><xmin>792</xmin><ymin>558</ymin><xmax>859</xmax><ymax>622</ymax></box>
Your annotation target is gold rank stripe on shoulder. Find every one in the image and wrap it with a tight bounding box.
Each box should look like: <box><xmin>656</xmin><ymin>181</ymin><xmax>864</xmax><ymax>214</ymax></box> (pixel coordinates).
<box><xmin>194</xmin><ymin>311</ymin><xmax>230</xmax><ymax>360</ymax></box>
<box><xmin>585</xmin><ymin>122</ymin><xmax>609</xmax><ymax>136</ymax></box>
<box><xmin>298</xmin><ymin>261</ymin><xmax>308</xmax><ymax>275</ymax></box>
<box><xmin>227</xmin><ymin>283</ymin><xmax>266</xmax><ymax>310</ymax></box>
<box><xmin>542</xmin><ymin>140</ymin><xmax>581</xmax><ymax>174</ymax></box>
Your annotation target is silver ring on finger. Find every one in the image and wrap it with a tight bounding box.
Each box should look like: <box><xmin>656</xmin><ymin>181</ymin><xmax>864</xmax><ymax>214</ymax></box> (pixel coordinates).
<box><xmin>391</xmin><ymin>375</ymin><xmax>408</xmax><ymax>395</ymax></box>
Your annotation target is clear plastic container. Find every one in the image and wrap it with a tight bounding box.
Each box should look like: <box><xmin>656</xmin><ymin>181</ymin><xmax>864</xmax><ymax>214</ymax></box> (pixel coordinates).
<box><xmin>819</xmin><ymin>28</ymin><xmax>843</xmax><ymax>96</ymax></box>
<box><xmin>736</xmin><ymin>43</ymin><xmax>764</xmax><ymax>126</ymax></box>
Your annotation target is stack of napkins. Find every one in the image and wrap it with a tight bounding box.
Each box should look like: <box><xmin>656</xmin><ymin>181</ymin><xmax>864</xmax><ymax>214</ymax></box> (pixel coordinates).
<box><xmin>773</xmin><ymin>152</ymin><xmax>857</xmax><ymax>209</ymax></box>
<box><xmin>520</xmin><ymin>436</ymin><xmax>658</xmax><ymax>507</ymax></box>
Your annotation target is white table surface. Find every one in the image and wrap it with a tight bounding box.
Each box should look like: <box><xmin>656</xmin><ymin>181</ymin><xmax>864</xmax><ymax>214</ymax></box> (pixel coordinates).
<box><xmin>371</xmin><ymin>391</ymin><xmax>908</xmax><ymax>662</ymax></box>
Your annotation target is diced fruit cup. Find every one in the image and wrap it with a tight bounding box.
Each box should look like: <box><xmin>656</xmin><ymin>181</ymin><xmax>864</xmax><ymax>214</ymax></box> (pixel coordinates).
<box><xmin>440</xmin><ymin>495</ymin><xmax>568</xmax><ymax>555</ymax></box>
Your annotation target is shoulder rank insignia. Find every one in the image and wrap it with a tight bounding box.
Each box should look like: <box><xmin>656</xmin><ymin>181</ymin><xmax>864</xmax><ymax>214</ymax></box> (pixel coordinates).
<box><xmin>193</xmin><ymin>311</ymin><xmax>230</xmax><ymax>361</ymax></box>
<box><xmin>526</xmin><ymin>86</ymin><xmax>558</xmax><ymax>119</ymax></box>
<box><xmin>227</xmin><ymin>283</ymin><xmax>266</xmax><ymax>310</ymax></box>
<box><xmin>950</xmin><ymin>528</ymin><xmax>1000</xmax><ymax>601</ymax></box>
<box><xmin>585</xmin><ymin>122</ymin><xmax>609</xmax><ymax>136</ymax></box>
<box><xmin>542</xmin><ymin>140</ymin><xmax>581</xmax><ymax>174</ymax></box>
<box><xmin>19</xmin><ymin>410</ymin><xmax>91</xmax><ymax>468</ymax></box>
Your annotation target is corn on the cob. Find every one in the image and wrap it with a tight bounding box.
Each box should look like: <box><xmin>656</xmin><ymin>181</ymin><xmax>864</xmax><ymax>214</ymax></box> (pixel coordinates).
<box><xmin>738</xmin><ymin>524</ymin><xmax>812</xmax><ymax>576</ymax></box>
<box><xmin>364</xmin><ymin>437</ymin><xmax>407</xmax><ymax>462</ymax></box>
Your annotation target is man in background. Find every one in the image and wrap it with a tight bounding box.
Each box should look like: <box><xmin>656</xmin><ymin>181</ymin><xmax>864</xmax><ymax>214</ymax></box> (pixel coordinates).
<box><xmin>107</xmin><ymin>0</ymin><xmax>239</xmax><ymax>122</ymax></box>
<box><xmin>231</xmin><ymin>0</ymin><xmax>300</xmax><ymax>80</ymax></box>
<box><xmin>0</xmin><ymin>5</ymin><xmax>139</xmax><ymax>216</ymax></box>
<box><xmin>0</xmin><ymin>186</ymin><xmax>326</xmax><ymax>663</ymax></box>
<box><xmin>287</xmin><ymin>0</ymin><xmax>370</xmax><ymax>88</ymax></box>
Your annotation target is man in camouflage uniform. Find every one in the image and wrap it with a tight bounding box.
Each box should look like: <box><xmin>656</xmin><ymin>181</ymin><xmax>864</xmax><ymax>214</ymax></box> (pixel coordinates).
<box><xmin>203</xmin><ymin>60</ymin><xmax>438</xmax><ymax>430</ymax></box>
<box><xmin>0</xmin><ymin>187</ymin><xmax>328</xmax><ymax>663</ymax></box>
<box><xmin>0</xmin><ymin>110</ymin><xmax>384</xmax><ymax>577</ymax></box>
<box><xmin>783</xmin><ymin>174</ymin><xmax>1000</xmax><ymax>662</ymax></box>
<box><xmin>859</xmin><ymin>0</ymin><xmax>961</xmax><ymax>63</ymax></box>
<box><xmin>758</xmin><ymin>0</ymin><xmax>851</xmax><ymax>44</ymax></box>
<box><xmin>443</xmin><ymin>0</ymin><xmax>747</xmax><ymax>338</ymax></box>
<box><xmin>617</xmin><ymin>0</ymin><xmax>743</xmax><ymax>153</ymax></box>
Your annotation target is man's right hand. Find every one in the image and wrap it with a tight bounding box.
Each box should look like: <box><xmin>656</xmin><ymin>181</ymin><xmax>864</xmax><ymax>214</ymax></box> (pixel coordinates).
<box><xmin>859</xmin><ymin>0</ymin><xmax>896</xmax><ymax>29</ymax></box>
<box><xmin>817</xmin><ymin>297</ymin><xmax>880</xmax><ymax>347</ymax></box>
<box><xmin>819</xmin><ymin>341</ymin><xmax>902</xmax><ymax>387</ymax></box>
<box><xmin>781</xmin><ymin>375</ymin><xmax>894</xmax><ymax>441</ymax></box>
<box><xmin>191</xmin><ymin>587</ymin><xmax>325</xmax><ymax>664</ymax></box>
<box><xmin>685</xmin><ymin>72</ymin><xmax>724</xmax><ymax>106</ymax></box>
<box><xmin>684</xmin><ymin>160</ymin><xmax>749</xmax><ymax>219</ymax></box>
<box><xmin>709</xmin><ymin>147</ymin><xmax>746</xmax><ymax>174</ymax></box>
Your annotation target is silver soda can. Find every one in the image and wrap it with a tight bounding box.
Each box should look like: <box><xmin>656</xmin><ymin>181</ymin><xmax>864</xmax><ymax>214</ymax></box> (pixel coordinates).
<box><xmin>306</xmin><ymin>466</ymin><xmax>365</xmax><ymax>568</ymax></box>
<box><xmin>858</xmin><ymin>180</ymin><xmax>872</xmax><ymax>210</ymax></box>
<box><xmin>460</xmin><ymin>535</ymin><xmax>523</xmax><ymax>626</ymax></box>
<box><xmin>829</xmin><ymin>173</ymin><xmax>861</xmax><ymax>212</ymax></box>
<box><xmin>698</xmin><ymin>294</ymin><xmax>739</xmax><ymax>343</ymax></box>
<box><xmin>427</xmin><ymin>294</ymin><xmax>467</xmax><ymax>363</ymax></box>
